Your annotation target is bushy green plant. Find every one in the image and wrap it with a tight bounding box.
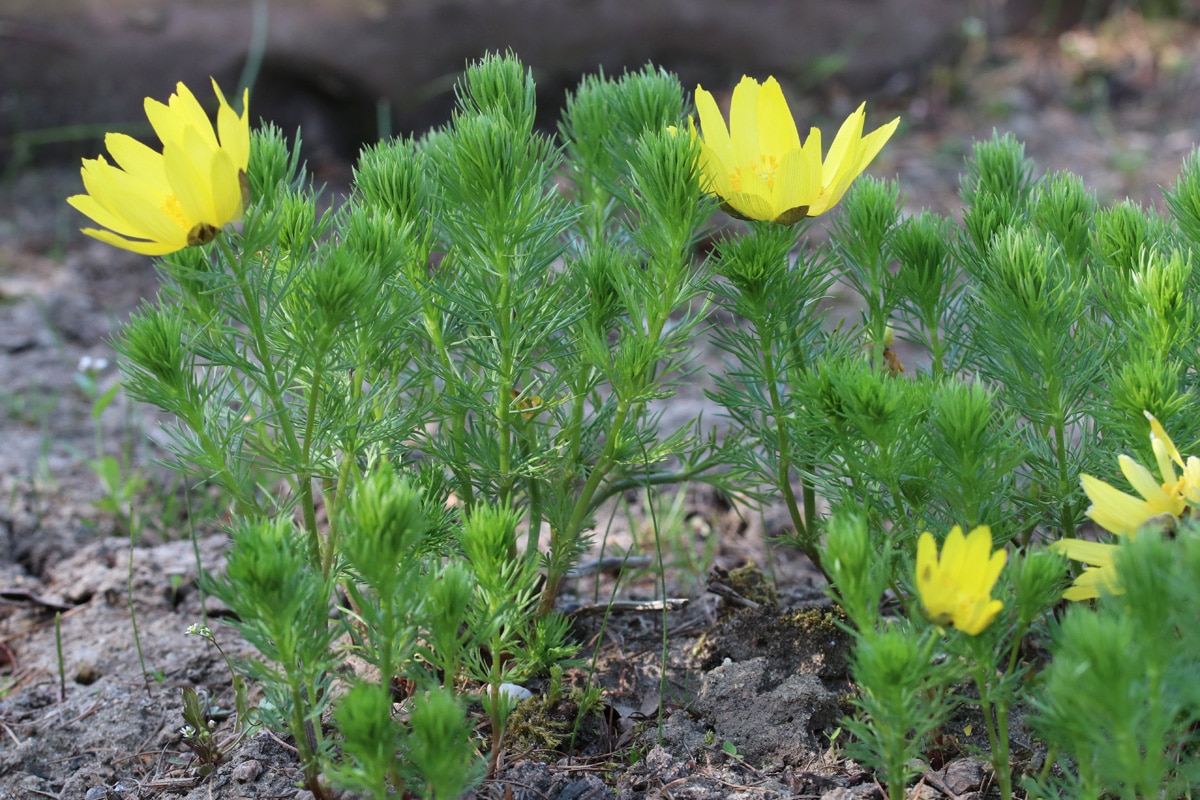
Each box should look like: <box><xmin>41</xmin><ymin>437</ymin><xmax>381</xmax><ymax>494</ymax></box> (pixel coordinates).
<box><xmin>72</xmin><ymin>45</ymin><xmax>1200</xmax><ymax>800</ymax></box>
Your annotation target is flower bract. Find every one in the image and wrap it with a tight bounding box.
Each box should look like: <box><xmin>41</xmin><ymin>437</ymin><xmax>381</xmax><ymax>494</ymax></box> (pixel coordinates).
<box><xmin>916</xmin><ymin>525</ymin><xmax>1006</xmax><ymax>635</ymax></box>
<box><xmin>691</xmin><ymin>76</ymin><xmax>899</xmax><ymax>224</ymax></box>
<box><xmin>1054</xmin><ymin>411</ymin><xmax>1200</xmax><ymax>600</ymax></box>
<box><xmin>68</xmin><ymin>79</ymin><xmax>251</xmax><ymax>256</ymax></box>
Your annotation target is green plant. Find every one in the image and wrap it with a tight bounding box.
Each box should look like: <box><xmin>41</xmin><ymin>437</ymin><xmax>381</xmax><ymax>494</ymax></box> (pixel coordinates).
<box><xmin>66</xmin><ymin>39</ymin><xmax>1200</xmax><ymax>800</ymax></box>
<box><xmin>627</xmin><ymin>485</ymin><xmax>717</xmax><ymax>592</ymax></box>
<box><xmin>1031</xmin><ymin>529</ymin><xmax>1200</xmax><ymax>799</ymax></box>
<box><xmin>73</xmin><ymin>357</ymin><xmax>147</xmax><ymax>533</ymax></box>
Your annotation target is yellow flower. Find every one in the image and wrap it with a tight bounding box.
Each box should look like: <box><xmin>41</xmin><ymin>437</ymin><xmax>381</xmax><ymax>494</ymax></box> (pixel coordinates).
<box><xmin>691</xmin><ymin>76</ymin><xmax>899</xmax><ymax>224</ymax></box>
<box><xmin>1054</xmin><ymin>411</ymin><xmax>1200</xmax><ymax>600</ymax></box>
<box><xmin>1053</xmin><ymin>539</ymin><xmax>1119</xmax><ymax>601</ymax></box>
<box><xmin>68</xmin><ymin>79</ymin><xmax>251</xmax><ymax>256</ymax></box>
<box><xmin>916</xmin><ymin>525</ymin><xmax>1006</xmax><ymax>635</ymax></box>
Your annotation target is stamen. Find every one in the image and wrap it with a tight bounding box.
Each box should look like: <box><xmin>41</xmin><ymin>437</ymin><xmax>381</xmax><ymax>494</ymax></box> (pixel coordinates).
<box><xmin>729</xmin><ymin>154</ymin><xmax>781</xmax><ymax>193</ymax></box>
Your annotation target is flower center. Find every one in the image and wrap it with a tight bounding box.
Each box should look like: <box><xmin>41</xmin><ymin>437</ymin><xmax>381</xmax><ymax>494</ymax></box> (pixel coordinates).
<box><xmin>160</xmin><ymin>194</ymin><xmax>192</xmax><ymax>232</ymax></box>
<box><xmin>729</xmin><ymin>154</ymin><xmax>780</xmax><ymax>193</ymax></box>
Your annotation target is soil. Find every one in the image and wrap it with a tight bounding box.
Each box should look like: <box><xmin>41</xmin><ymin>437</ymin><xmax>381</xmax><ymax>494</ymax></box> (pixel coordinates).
<box><xmin>4</xmin><ymin>11</ymin><xmax>1200</xmax><ymax>800</ymax></box>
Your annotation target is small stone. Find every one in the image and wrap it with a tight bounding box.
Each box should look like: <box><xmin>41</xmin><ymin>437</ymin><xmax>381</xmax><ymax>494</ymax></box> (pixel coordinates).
<box><xmin>84</xmin><ymin>788</ymin><xmax>108</xmax><ymax>800</ymax></box>
<box><xmin>73</xmin><ymin>648</ymin><xmax>101</xmax><ymax>685</ymax></box>
<box><xmin>496</xmin><ymin>682</ymin><xmax>533</xmax><ymax>702</ymax></box>
<box><xmin>820</xmin><ymin>788</ymin><xmax>855</xmax><ymax>800</ymax></box>
<box><xmin>294</xmin><ymin>791</ymin><xmax>316</xmax><ymax>800</ymax></box>
<box><xmin>231</xmin><ymin>759</ymin><xmax>262</xmax><ymax>783</ymax></box>
<box><xmin>910</xmin><ymin>784</ymin><xmax>944</xmax><ymax>800</ymax></box>
<box><xmin>941</xmin><ymin>757</ymin><xmax>987</xmax><ymax>795</ymax></box>
<box><xmin>556</xmin><ymin>775</ymin><xmax>608</xmax><ymax>800</ymax></box>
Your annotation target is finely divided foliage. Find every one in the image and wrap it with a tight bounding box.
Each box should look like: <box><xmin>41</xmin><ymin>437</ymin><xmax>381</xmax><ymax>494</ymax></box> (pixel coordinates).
<box><xmin>71</xmin><ymin>53</ymin><xmax>1200</xmax><ymax>800</ymax></box>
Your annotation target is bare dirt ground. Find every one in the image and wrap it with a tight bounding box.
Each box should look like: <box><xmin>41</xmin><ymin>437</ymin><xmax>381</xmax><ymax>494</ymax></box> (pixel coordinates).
<box><xmin>3</xmin><ymin>11</ymin><xmax>1200</xmax><ymax>800</ymax></box>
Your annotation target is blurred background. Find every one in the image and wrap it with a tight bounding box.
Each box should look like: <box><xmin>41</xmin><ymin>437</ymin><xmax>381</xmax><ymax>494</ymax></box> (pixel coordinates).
<box><xmin>1</xmin><ymin>0</ymin><xmax>1178</xmax><ymax>179</ymax></box>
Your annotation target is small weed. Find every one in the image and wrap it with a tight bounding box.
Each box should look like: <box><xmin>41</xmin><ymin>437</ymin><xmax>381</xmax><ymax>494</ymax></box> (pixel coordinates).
<box><xmin>178</xmin><ymin>686</ymin><xmax>240</xmax><ymax>776</ymax></box>
<box><xmin>628</xmin><ymin>485</ymin><xmax>717</xmax><ymax>592</ymax></box>
<box><xmin>0</xmin><ymin>387</ymin><xmax>60</xmax><ymax>428</ymax></box>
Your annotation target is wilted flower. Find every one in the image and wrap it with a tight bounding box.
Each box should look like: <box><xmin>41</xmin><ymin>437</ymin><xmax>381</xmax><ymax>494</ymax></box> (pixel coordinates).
<box><xmin>68</xmin><ymin>79</ymin><xmax>251</xmax><ymax>255</ymax></box>
<box><xmin>1055</xmin><ymin>411</ymin><xmax>1200</xmax><ymax>600</ymax></box>
<box><xmin>916</xmin><ymin>525</ymin><xmax>1006</xmax><ymax>635</ymax></box>
<box><xmin>690</xmin><ymin>76</ymin><xmax>899</xmax><ymax>224</ymax></box>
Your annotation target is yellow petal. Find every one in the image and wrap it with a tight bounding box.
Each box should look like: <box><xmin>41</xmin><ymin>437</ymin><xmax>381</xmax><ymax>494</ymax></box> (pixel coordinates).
<box><xmin>103</xmin><ymin>133</ymin><xmax>168</xmax><ymax>188</ymax></box>
<box><xmin>916</xmin><ymin>531</ymin><xmax>937</xmax><ymax>599</ymax></box>
<box><xmin>1146</xmin><ymin>411</ymin><xmax>1184</xmax><ymax>470</ymax></box>
<box><xmin>1062</xmin><ymin>565</ymin><xmax>1121</xmax><ymax>601</ymax></box>
<box><xmin>957</xmin><ymin>598</ymin><xmax>1003</xmax><ymax>635</ymax></box>
<box><xmin>77</xmin><ymin>158</ymin><xmax>187</xmax><ymax>244</ymax></box>
<box><xmin>208</xmin><ymin>148</ymin><xmax>245</xmax><ymax>224</ymax></box>
<box><xmin>845</xmin><ymin>114</ymin><xmax>900</xmax><ymax>177</ymax></box>
<box><xmin>1052</xmin><ymin>538</ymin><xmax>1116</xmax><ymax>568</ymax></box>
<box><xmin>939</xmin><ymin>525</ymin><xmax>967</xmax><ymax>578</ymax></box>
<box><xmin>694</xmin><ymin>86</ymin><xmax>732</xmax><ymax>162</ymax></box>
<box><xmin>1081</xmin><ymin>472</ymin><xmax>1154</xmax><ymax>536</ymax></box>
<box><xmin>728</xmin><ymin>76</ymin><xmax>762</xmax><ymax>172</ymax></box>
<box><xmin>67</xmin><ymin>191</ymin><xmax>156</xmax><ymax>244</ymax></box>
<box><xmin>1151</xmin><ymin>437</ymin><xmax>1178</xmax><ymax>491</ymax></box>
<box><xmin>79</xmin><ymin>226</ymin><xmax>182</xmax><ymax>256</ymax></box>
<box><xmin>1062</xmin><ymin>579</ymin><xmax>1101</xmax><ymax>601</ymax></box>
<box><xmin>772</xmin><ymin>135</ymin><xmax>821</xmax><ymax>214</ymax></box>
<box><xmin>721</xmin><ymin>191</ymin><xmax>776</xmax><ymax>223</ymax></box>
<box><xmin>822</xmin><ymin>103</ymin><xmax>866</xmax><ymax>188</ymax></box>
<box><xmin>1182</xmin><ymin>457</ymin><xmax>1200</xmax><ymax>504</ymax></box>
<box><xmin>72</xmin><ymin>78</ymin><xmax>248</xmax><ymax>256</ymax></box>
<box><xmin>169</xmin><ymin>81</ymin><xmax>220</xmax><ymax>151</ymax></box>
<box><xmin>809</xmin><ymin>111</ymin><xmax>899</xmax><ymax>216</ymax></box>
<box><xmin>163</xmin><ymin>133</ymin><xmax>218</xmax><ymax>225</ymax></box>
<box><xmin>214</xmin><ymin>81</ymin><xmax>251</xmax><ymax>170</ymax></box>
<box><xmin>1118</xmin><ymin>454</ymin><xmax>1163</xmax><ymax>502</ymax></box>
<box><xmin>697</xmin><ymin>144</ymin><xmax>735</xmax><ymax>199</ymax></box>
<box><xmin>756</xmin><ymin>77</ymin><xmax>801</xmax><ymax>159</ymax></box>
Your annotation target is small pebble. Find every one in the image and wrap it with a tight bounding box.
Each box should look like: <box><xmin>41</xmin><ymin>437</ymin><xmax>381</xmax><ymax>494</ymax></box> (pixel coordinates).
<box><xmin>496</xmin><ymin>682</ymin><xmax>533</xmax><ymax>702</ymax></box>
<box><xmin>231</xmin><ymin>759</ymin><xmax>262</xmax><ymax>782</ymax></box>
<box><xmin>819</xmin><ymin>788</ymin><xmax>855</xmax><ymax>800</ymax></box>
<box><xmin>84</xmin><ymin>788</ymin><xmax>108</xmax><ymax>800</ymax></box>
<box><xmin>941</xmin><ymin>757</ymin><xmax>986</xmax><ymax>795</ymax></box>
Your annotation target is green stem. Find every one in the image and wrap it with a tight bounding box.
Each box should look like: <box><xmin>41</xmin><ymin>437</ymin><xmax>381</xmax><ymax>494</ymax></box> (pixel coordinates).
<box><xmin>423</xmin><ymin>299</ymin><xmax>476</xmax><ymax>509</ymax></box>
<box><xmin>597</xmin><ymin>459</ymin><xmax>725</xmax><ymax>507</ymax></box>
<box><xmin>929</xmin><ymin>324</ymin><xmax>944</xmax><ymax>380</ymax></box>
<box><xmin>485</xmin><ymin>630</ymin><xmax>508</xmax><ymax>775</ymax></box>
<box><xmin>494</xmin><ymin>253</ymin><xmax>516</xmax><ymax>510</ymax></box>
<box><xmin>969</xmin><ymin>638</ymin><xmax>1011</xmax><ymax>800</ymax></box>
<box><xmin>757</xmin><ymin>321</ymin><xmax>815</xmax><ymax>564</ymax></box>
<box><xmin>993</xmin><ymin>701</ymin><xmax>1013</xmax><ymax>800</ymax></box>
<box><xmin>1005</xmin><ymin>620</ymin><xmax>1028</xmax><ymax>677</ymax></box>
<box><xmin>563</xmin><ymin>363</ymin><xmax>592</xmax><ymax>476</ymax></box>
<box><xmin>323</xmin><ymin>365</ymin><xmax>366</xmax><ymax>576</ymax></box>
<box><xmin>301</xmin><ymin>359</ymin><xmax>332</xmax><ymax>572</ymax></box>
<box><xmin>539</xmin><ymin>399</ymin><xmax>630</xmax><ymax>615</ymax></box>
<box><xmin>1053</xmin><ymin>415</ymin><xmax>1077</xmax><ymax>540</ymax></box>
<box><xmin>289</xmin><ymin>667</ymin><xmax>326</xmax><ymax>799</ymax></box>
<box><xmin>222</xmin><ymin>239</ymin><xmax>321</xmax><ymax>568</ymax></box>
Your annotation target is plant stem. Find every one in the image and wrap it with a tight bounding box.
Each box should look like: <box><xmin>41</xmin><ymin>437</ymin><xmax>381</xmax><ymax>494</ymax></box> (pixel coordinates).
<box><xmin>128</xmin><ymin>512</ymin><xmax>151</xmax><ymax>695</ymax></box>
<box><xmin>757</xmin><ymin>321</ymin><xmax>818</xmax><ymax>567</ymax></box>
<box><xmin>969</xmin><ymin>637</ymin><xmax>1011</xmax><ymax>800</ymax></box>
<box><xmin>1053</xmin><ymin>415</ymin><xmax>1077</xmax><ymax>540</ymax></box>
<box><xmin>539</xmin><ymin>398</ymin><xmax>630</xmax><ymax>616</ymax></box>
<box><xmin>222</xmin><ymin>239</ymin><xmax>321</xmax><ymax>568</ymax></box>
<box><xmin>289</xmin><ymin>676</ymin><xmax>326</xmax><ymax>799</ymax></box>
